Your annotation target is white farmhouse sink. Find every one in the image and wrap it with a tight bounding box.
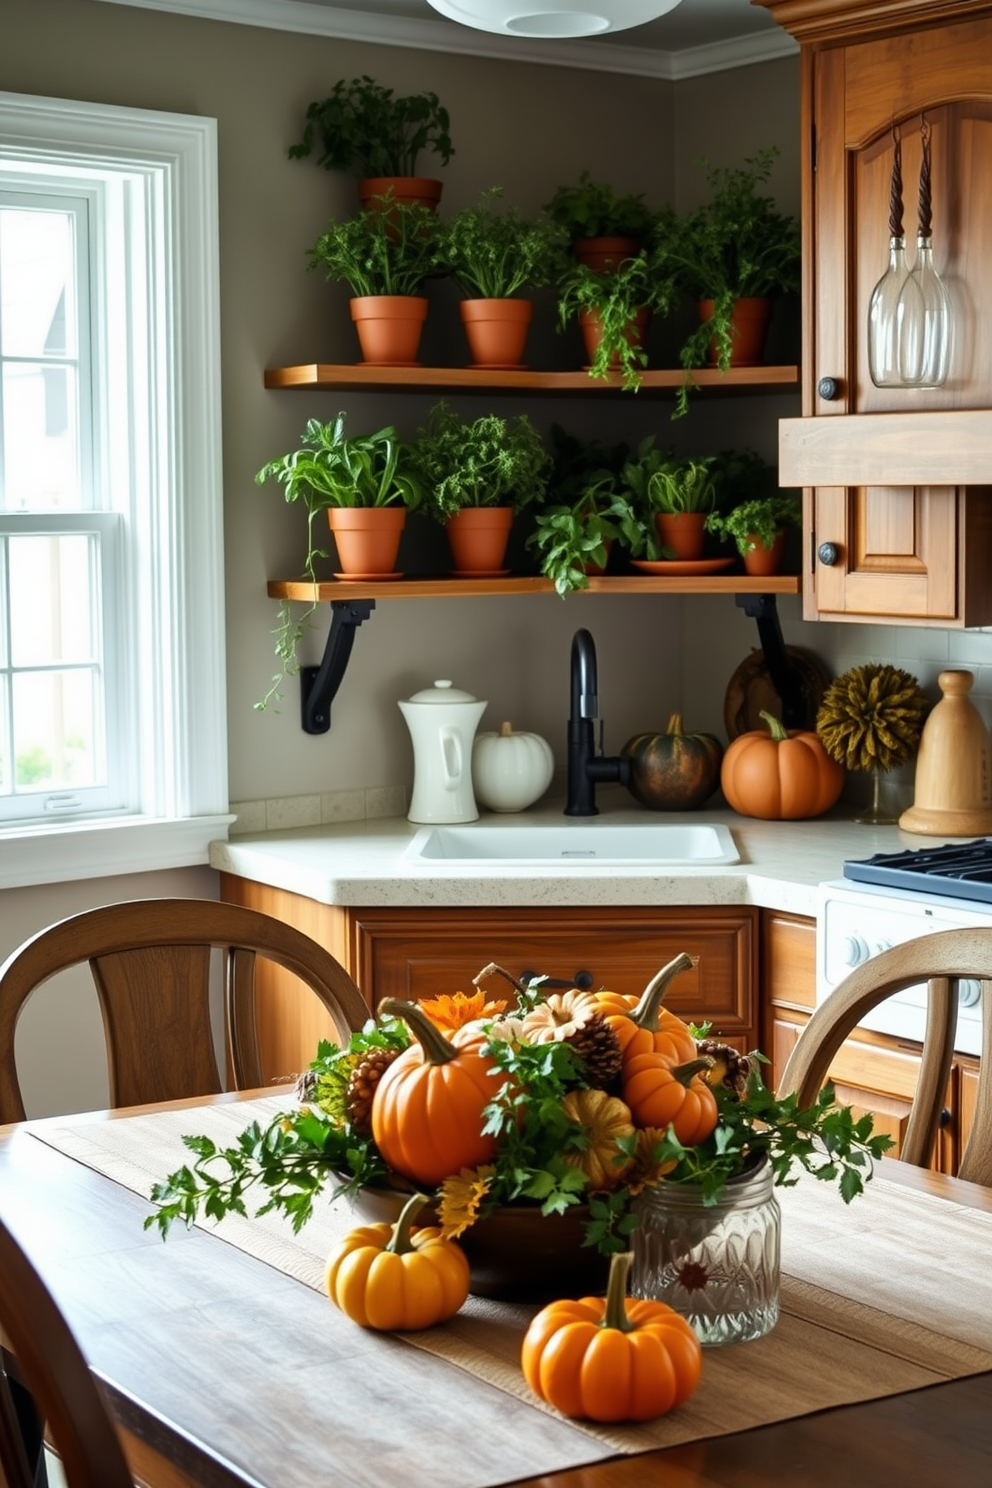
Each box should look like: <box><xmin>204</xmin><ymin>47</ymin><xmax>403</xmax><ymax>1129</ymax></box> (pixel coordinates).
<box><xmin>405</xmin><ymin>822</ymin><xmax>738</xmax><ymax>866</ymax></box>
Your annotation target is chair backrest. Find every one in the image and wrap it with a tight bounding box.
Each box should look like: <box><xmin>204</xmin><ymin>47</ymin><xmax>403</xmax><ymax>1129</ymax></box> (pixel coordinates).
<box><xmin>0</xmin><ymin>898</ymin><xmax>370</xmax><ymax>1124</ymax></box>
<box><xmin>777</xmin><ymin>926</ymin><xmax>992</xmax><ymax>1187</ymax></box>
<box><xmin>0</xmin><ymin>1212</ymin><xmax>134</xmax><ymax>1488</ymax></box>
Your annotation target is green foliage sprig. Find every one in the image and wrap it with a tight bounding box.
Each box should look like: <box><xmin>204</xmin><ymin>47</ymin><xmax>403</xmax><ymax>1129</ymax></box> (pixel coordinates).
<box><xmin>307</xmin><ymin>199</ymin><xmax>439</xmax><ymax>297</ymax></box>
<box><xmin>706</xmin><ymin>492</ymin><xmax>801</xmax><ymax>556</ymax></box>
<box><xmin>435</xmin><ymin>187</ymin><xmax>567</xmax><ymax>300</ymax></box>
<box><xmin>526</xmin><ymin>471</ymin><xmax>641</xmax><ymax>596</ymax></box>
<box><xmin>289</xmin><ymin>76</ymin><xmax>454</xmax><ymax>179</ymax></box>
<box><xmin>544</xmin><ymin>171</ymin><xmax>656</xmax><ymax>242</ymax></box>
<box><xmin>412</xmin><ymin>400</ymin><xmax>551</xmax><ymax>520</ymax></box>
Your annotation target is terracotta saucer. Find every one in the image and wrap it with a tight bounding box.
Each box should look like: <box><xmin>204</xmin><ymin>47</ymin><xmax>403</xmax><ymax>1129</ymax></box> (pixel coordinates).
<box><xmin>630</xmin><ymin>557</ymin><xmax>735</xmax><ymax>576</ymax></box>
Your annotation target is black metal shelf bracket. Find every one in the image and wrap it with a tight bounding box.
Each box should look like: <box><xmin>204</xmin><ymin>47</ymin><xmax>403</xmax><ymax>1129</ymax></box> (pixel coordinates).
<box><xmin>300</xmin><ymin>598</ymin><xmax>375</xmax><ymax>734</ymax></box>
<box><xmin>735</xmin><ymin>592</ymin><xmax>807</xmax><ymax>729</ymax></box>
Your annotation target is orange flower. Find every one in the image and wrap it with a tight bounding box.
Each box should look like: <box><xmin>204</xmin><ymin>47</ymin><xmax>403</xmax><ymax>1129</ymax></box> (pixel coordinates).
<box><xmin>436</xmin><ymin>1165</ymin><xmax>495</xmax><ymax>1239</ymax></box>
<box><xmin>418</xmin><ymin>989</ymin><xmax>508</xmax><ymax>1031</ymax></box>
<box><xmin>623</xmin><ymin>1127</ymin><xmax>678</xmax><ymax>1196</ymax></box>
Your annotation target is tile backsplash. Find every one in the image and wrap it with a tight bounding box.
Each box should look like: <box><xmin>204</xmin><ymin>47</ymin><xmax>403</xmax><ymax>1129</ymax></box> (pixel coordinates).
<box><xmin>229</xmin><ymin>784</ymin><xmax>407</xmax><ymax>835</ymax></box>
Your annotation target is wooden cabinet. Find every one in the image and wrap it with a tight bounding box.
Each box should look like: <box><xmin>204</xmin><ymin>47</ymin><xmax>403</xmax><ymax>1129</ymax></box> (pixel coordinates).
<box><xmin>761</xmin><ymin>0</ymin><xmax>992</xmax><ymax>625</ymax></box>
<box><xmin>220</xmin><ymin>873</ymin><xmax>757</xmax><ymax>1080</ymax></box>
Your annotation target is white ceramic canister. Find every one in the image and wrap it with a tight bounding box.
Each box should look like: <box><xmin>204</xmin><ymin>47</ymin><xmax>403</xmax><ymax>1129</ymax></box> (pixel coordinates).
<box><xmin>399</xmin><ymin>679</ymin><xmax>488</xmax><ymax>824</ymax></box>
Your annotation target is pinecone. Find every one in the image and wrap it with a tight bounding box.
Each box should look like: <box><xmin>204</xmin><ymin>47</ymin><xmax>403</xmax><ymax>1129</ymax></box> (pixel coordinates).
<box><xmin>564</xmin><ymin>1011</ymin><xmax>623</xmax><ymax>1090</ymax></box>
<box><xmin>294</xmin><ymin>1068</ymin><xmax>318</xmax><ymax>1102</ymax></box>
<box><xmin>345</xmin><ymin>1046</ymin><xmax>402</xmax><ymax>1134</ymax></box>
<box><xmin>697</xmin><ymin>1038</ymin><xmax>752</xmax><ymax>1098</ymax></box>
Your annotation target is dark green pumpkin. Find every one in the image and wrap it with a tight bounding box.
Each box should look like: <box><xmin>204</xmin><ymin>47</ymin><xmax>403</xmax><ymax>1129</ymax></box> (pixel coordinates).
<box><xmin>622</xmin><ymin>714</ymin><xmax>724</xmax><ymax>810</ymax></box>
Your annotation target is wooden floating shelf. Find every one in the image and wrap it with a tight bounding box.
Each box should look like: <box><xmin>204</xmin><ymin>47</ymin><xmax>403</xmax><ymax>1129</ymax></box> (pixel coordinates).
<box><xmin>267</xmin><ymin>575</ymin><xmax>802</xmax><ymax>602</ymax></box>
<box><xmin>264</xmin><ymin>363</ymin><xmax>801</xmax><ymax>396</ymax></box>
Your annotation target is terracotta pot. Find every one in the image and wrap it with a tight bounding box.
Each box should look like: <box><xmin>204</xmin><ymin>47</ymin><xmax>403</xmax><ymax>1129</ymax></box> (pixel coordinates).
<box><xmin>347</xmin><ymin>1181</ymin><xmax>608</xmax><ymax>1302</ymax></box>
<box><xmin>445</xmin><ymin>506</ymin><xmax>514</xmax><ymax>574</ymax></box>
<box><xmin>578</xmin><ymin>305</ymin><xmax>650</xmax><ymax>370</ymax></box>
<box><xmin>573</xmin><ymin>235</ymin><xmax>641</xmax><ymax>274</ymax></box>
<box><xmin>349</xmin><ymin>295</ymin><xmax>428</xmax><ymax>366</ymax></box>
<box><xmin>742</xmin><ymin>530</ymin><xmax>786</xmax><ymax>576</ymax></box>
<box><xmin>700</xmin><ymin>296</ymin><xmax>772</xmax><ymax>367</ymax></box>
<box><xmin>356</xmin><ymin>176</ymin><xmax>443</xmax><ymax>214</ymax></box>
<box><xmin>326</xmin><ymin>506</ymin><xmax>406</xmax><ymax>576</ymax></box>
<box><xmin>459</xmin><ymin>298</ymin><xmax>532</xmax><ymax>369</ymax></box>
<box><xmin>655</xmin><ymin>512</ymin><xmax>707</xmax><ymax>561</ymax></box>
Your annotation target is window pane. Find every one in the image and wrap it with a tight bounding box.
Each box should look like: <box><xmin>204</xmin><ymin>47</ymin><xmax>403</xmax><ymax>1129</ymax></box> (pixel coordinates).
<box><xmin>2</xmin><ymin>362</ymin><xmax>81</xmax><ymax>510</ymax></box>
<box><xmin>12</xmin><ymin>668</ymin><xmax>100</xmax><ymax>791</ymax></box>
<box><xmin>0</xmin><ymin>206</ymin><xmax>76</xmax><ymax>358</ymax></box>
<box><xmin>9</xmin><ymin>532</ymin><xmax>95</xmax><ymax>665</ymax></box>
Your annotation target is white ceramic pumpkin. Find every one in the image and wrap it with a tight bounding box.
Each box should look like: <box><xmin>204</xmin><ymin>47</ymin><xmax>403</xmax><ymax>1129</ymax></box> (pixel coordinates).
<box><xmin>472</xmin><ymin>721</ymin><xmax>555</xmax><ymax>813</ymax></box>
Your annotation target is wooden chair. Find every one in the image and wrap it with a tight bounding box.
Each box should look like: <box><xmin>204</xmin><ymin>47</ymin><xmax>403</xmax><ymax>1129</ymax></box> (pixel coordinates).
<box><xmin>777</xmin><ymin>926</ymin><xmax>992</xmax><ymax>1187</ymax></box>
<box><xmin>0</xmin><ymin>1210</ymin><xmax>134</xmax><ymax>1488</ymax></box>
<box><xmin>0</xmin><ymin>897</ymin><xmax>370</xmax><ymax>1124</ymax></box>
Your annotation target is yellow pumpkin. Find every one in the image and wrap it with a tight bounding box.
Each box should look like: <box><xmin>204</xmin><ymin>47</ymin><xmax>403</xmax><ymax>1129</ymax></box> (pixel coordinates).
<box><xmin>560</xmin><ymin>1088</ymin><xmax>635</xmax><ymax>1191</ymax></box>
<box><xmin>325</xmin><ymin>1192</ymin><xmax>470</xmax><ymax>1331</ymax></box>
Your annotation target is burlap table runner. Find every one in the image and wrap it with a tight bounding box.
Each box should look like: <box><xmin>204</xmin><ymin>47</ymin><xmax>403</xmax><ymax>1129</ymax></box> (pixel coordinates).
<box><xmin>34</xmin><ymin>1094</ymin><xmax>992</xmax><ymax>1462</ymax></box>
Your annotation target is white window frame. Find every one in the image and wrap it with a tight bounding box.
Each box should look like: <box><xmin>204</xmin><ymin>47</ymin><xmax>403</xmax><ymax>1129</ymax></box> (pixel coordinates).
<box><xmin>0</xmin><ymin>91</ymin><xmax>231</xmax><ymax>888</ymax></box>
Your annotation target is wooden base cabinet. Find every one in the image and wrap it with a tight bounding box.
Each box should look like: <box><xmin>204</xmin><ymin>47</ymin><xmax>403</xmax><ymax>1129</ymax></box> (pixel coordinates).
<box><xmin>220</xmin><ymin>874</ymin><xmax>757</xmax><ymax>1081</ymax></box>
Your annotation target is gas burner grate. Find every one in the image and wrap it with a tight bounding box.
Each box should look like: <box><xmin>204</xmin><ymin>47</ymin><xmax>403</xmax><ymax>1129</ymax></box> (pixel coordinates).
<box><xmin>843</xmin><ymin>838</ymin><xmax>992</xmax><ymax>903</ymax></box>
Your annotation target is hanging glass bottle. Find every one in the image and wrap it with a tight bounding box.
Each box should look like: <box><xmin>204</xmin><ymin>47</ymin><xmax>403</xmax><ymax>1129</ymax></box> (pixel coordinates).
<box><xmin>868</xmin><ymin>126</ymin><xmax>914</xmax><ymax>388</ymax></box>
<box><xmin>898</xmin><ymin>117</ymin><xmax>951</xmax><ymax>387</ymax></box>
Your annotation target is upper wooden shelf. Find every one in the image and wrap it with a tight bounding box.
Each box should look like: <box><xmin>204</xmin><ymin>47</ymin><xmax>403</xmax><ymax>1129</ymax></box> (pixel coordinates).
<box><xmin>263</xmin><ymin>363</ymin><xmax>801</xmax><ymax>396</ymax></box>
<box><xmin>267</xmin><ymin>574</ymin><xmax>802</xmax><ymax>602</ymax></box>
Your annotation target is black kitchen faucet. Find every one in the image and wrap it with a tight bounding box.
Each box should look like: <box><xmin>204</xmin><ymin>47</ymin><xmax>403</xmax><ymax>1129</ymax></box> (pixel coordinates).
<box><xmin>564</xmin><ymin>628</ymin><xmax>630</xmax><ymax>816</ymax></box>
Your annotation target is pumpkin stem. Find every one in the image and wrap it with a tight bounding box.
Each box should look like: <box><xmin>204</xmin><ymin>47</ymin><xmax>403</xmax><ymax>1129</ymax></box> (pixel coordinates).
<box><xmin>665</xmin><ymin>713</ymin><xmax>684</xmax><ymax>735</ymax></box>
<box><xmin>498</xmin><ymin>720</ymin><xmax>513</xmax><ymax>737</ymax></box>
<box><xmin>629</xmin><ymin>952</ymin><xmax>694</xmax><ymax>1033</ymax></box>
<box><xmin>472</xmin><ymin>962</ymin><xmax>530</xmax><ymax>999</ymax></box>
<box><xmin>386</xmin><ymin>1191</ymin><xmax>431</xmax><ymax>1255</ymax></box>
<box><xmin>600</xmin><ymin>1251</ymin><xmax>637</xmax><ymax>1334</ymax></box>
<box><xmin>758</xmin><ymin>709</ymin><xmax>790</xmax><ymax>742</ymax></box>
<box><xmin>378</xmin><ymin>997</ymin><xmax>458</xmax><ymax>1066</ymax></box>
<box><xmin>670</xmin><ymin>1056</ymin><xmax>716</xmax><ymax>1087</ymax></box>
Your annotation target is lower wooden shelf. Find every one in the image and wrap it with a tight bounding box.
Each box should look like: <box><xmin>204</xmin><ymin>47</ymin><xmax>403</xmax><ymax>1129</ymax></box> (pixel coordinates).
<box><xmin>267</xmin><ymin>574</ymin><xmax>802</xmax><ymax>601</ymax></box>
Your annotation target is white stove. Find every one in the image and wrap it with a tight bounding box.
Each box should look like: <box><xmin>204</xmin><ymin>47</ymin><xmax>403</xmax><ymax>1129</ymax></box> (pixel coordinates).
<box><xmin>816</xmin><ymin>878</ymin><xmax>988</xmax><ymax>1057</ymax></box>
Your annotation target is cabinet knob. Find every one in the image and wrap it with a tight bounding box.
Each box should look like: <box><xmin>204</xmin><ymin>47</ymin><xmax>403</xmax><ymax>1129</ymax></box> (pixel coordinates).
<box><xmin>938</xmin><ymin>1106</ymin><xmax>953</xmax><ymax>1130</ymax></box>
<box><xmin>519</xmin><ymin>970</ymin><xmax>594</xmax><ymax>991</ymax></box>
<box><xmin>817</xmin><ymin>376</ymin><xmax>841</xmax><ymax>401</ymax></box>
<box><xmin>818</xmin><ymin>542</ymin><xmax>840</xmax><ymax>567</ymax></box>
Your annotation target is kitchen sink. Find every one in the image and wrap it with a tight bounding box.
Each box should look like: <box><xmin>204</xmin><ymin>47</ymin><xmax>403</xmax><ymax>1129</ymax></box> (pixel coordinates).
<box><xmin>405</xmin><ymin>822</ymin><xmax>739</xmax><ymax>866</ymax></box>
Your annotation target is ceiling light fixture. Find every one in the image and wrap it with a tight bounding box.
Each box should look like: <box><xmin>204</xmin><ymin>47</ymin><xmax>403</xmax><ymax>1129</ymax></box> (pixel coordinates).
<box><xmin>425</xmin><ymin>1</ymin><xmax>684</xmax><ymax>40</ymax></box>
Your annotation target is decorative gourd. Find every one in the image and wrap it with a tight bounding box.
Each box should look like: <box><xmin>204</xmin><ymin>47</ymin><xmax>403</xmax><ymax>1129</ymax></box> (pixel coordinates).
<box><xmin>593</xmin><ymin>955</ymin><xmax>698</xmax><ymax>1067</ymax></box>
<box><xmin>720</xmin><ymin>709</ymin><xmax>844</xmax><ymax>820</ymax></box>
<box><xmin>560</xmin><ymin>1088</ymin><xmax>635</xmax><ymax>1191</ymax></box>
<box><xmin>622</xmin><ymin>1054</ymin><xmax>719</xmax><ymax>1143</ymax></box>
<box><xmin>472</xmin><ymin>721</ymin><xmax>555</xmax><ymax>813</ymax></box>
<box><xmin>521</xmin><ymin>1251</ymin><xmax>703</xmax><ymax>1422</ymax></box>
<box><xmin>325</xmin><ymin>1191</ymin><xmax>470</xmax><ymax>1331</ymax></box>
<box><xmin>371</xmin><ymin>997</ymin><xmax>499</xmax><ymax>1186</ymax></box>
<box><xmin>622</xmin><ymin>715</ymin><xmax>724</xmax><ymax>810</ymax></box>
<box><xmin>519</xmin><ymin>989</ymin><xmax>600</xmax><ymax>1044</ymax></box>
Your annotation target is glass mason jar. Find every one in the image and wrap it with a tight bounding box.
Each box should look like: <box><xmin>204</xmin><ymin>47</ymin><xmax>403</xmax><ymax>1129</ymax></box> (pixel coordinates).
<box><xmin>630</xmin><ymin>1157</ymin><xmax>780</xmax><ymax>1347</ymax></box>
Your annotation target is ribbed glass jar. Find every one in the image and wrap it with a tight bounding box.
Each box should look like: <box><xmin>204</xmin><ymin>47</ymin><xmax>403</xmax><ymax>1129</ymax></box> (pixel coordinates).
<box><xmin>630</xmin><ymin>1158</ymin><xmax>780</xmax><ymax>1347</ymax></box>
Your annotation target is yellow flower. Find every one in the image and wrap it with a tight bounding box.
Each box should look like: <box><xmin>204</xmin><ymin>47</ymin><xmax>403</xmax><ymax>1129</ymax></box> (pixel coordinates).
<box><xmin>436</xmin><ymin>1165</ymin><xmax>496</xmax><ymax>1238</ymax></box>
<box><xmin>418</xmin><ymin>990</ymin><xmax>508</xmax><ymax>1031</ymax></box>
<box><xmin>623</xmin><ymin>1127</ymin><xmax>678</xmax><ymax>1196</ymax></box>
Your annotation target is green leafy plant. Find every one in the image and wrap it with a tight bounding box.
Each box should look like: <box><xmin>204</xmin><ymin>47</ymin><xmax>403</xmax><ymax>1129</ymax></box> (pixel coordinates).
<box><xmin>526</xmin><ymin>471</ymin><xmax>641</xmax><ymax>596</ymax></box>
<box><xmin>646</xmin><ymin>457</ymin><xmax>719</xmax><ymax>514</ymax></box>
<box><xmin>555</xmin><ymin>255</ymin><xmax>650</xmax><ymax>391</ymax></box>
<box><xmin>670</xmin><ymin>147</ymin><xmax>801</xmax><ymax>415</ymax></box>
<box><xmin>544</xmin><ymin>171</ymin><xmax>656</xmax><ymax>243</ymax></box>
<box><xmin>288</xmin><ymin>75</ymin><xmax>454</xmax><ymax>179</ymax></box>
<box><xmin>705</xmin><ymin>492</ymin><xmax>802</xmax><ymax>556</ymax></box>
<box><xmin>434</xmin><ymin>187</ymin><xmax>567</xmax><ymax>299</ymax></box>
<box><xmin>253</xmin><ymin>414</ymin><xmax>425</xmax><ymax>708</ymax></box>
<box><xmin>412</xmin><ymin>400</ymin><xmax>551</xmax><ymax>520</ymax></box>
<box><xmin>307</xmin><ymin>199</ymin><xmax>439</xmax><ymax>297</ymax></box>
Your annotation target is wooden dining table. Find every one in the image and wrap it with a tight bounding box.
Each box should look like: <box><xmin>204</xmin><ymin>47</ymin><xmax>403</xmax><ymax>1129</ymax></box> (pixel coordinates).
<box><xmin>2</xmin><ymin>1089</ymin><xmax>990</xmax><ymax>1488</ymax></box>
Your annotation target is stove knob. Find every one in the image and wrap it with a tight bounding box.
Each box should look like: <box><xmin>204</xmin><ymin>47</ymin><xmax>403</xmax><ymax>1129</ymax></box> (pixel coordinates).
<box><xmin>842</xmin><ymin>935</ymin><xmax>869</xmax><ymax>967</ymax></box>
<box><xmin>958</xmin><ymin>978</ymin><xmax>982</xmax><ymax>1007</ymax></box>
<box><xmin>872</xmin><ymin>939</ymin><xmax>893</xmax><ymax>956</ymax></box>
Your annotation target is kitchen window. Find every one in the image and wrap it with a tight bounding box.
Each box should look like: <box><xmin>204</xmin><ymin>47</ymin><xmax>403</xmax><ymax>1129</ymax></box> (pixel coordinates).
<box><xmin>0</xmin><ymin>92</ymin><xmax>230</xmax><ymax>888</ymax></box>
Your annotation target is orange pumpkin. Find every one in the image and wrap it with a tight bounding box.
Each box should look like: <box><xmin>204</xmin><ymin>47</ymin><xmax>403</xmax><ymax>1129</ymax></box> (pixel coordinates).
<box><xmin>720</xmin><ymin>709</ymin><xmax>844</xmax><ymax>820</ymax></box>
<box><xmin>622</xmin><ymin>1054</ymin><xmax>719</xmax><ymax>1143</ymax></box>
<box><xmin>594</xmin><ymin>954</ymin><xmax>698</xmax><ymax>1068</ymax></box>
<box><xmin>371</xmin><ymin>997</ymin><xmax>499</xmax><ymax>1186</ymax></box>
<box><xmin>521</xmin><ymin>1251</ymin><xmax>702</xmax><ymax>1422</ymax></box>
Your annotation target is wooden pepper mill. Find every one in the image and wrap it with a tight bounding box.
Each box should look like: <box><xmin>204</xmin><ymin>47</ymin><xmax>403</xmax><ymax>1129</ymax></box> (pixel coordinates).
<box><xmin>899</xmin><ymin>670</ymin><xmax>992</xmax><ymax>835</ymax></box>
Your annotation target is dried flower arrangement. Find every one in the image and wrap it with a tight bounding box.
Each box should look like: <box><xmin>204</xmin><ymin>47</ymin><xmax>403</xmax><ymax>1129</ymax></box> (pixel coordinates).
<box><xmin>816</xmin><ymin>663</ymin><xmax>930</xmax><ymax>823</ymax></box>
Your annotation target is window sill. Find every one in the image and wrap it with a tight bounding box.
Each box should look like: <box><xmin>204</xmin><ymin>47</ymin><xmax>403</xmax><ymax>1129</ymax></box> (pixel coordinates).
<box><xmin>0</xmin><ymin>814</ymin><xmax>235</xmax><ymax>889</ymax></box>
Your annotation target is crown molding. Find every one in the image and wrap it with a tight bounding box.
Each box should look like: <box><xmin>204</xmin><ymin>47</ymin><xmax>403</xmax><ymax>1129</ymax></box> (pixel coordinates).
<box><xmin>92</xmin><ymin>0</ymin><xmax>797</xmax><ymax>79</ymax></box>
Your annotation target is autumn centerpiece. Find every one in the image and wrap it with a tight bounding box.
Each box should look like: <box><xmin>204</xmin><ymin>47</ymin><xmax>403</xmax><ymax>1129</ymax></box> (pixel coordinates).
<box><xmin>148</xmin><ymin>954</ymin><xmax>889</xmax><ymax>1335</ymax></box>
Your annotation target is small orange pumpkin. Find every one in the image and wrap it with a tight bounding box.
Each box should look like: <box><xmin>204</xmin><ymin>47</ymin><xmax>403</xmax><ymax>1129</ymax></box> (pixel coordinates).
<box><xmin>521</xmin><ymin>1251</ymin><xmax>702</xmax><ymax>1422</ymax></box>
<box><xmin>720</xmin><ymin>709</ymin><xmax>844</xmax><ymax>820</ymax></box>
<box><xmin>325</xmin><ymin>1192</ymin><xmax>470</xmax><ymax>1331</ymax></box>
<box><xmin>622</xmin><ymin>1054</ymin><xmax>719</xmax><ymax>1143</ymax></box>
<box><xmin>371</xmin><ymin>997</ymin><xmax>499</xmax><ymax>1186</ymax></box>
<box><xmin>594</xmin><ymin>954</ymin><xmax>698</xmax><ymax>1068</ymax></box>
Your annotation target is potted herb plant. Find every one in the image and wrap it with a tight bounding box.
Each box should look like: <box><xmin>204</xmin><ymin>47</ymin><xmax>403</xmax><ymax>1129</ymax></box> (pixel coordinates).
<box><xmin>706</xmin><ymin>491</ymin><xmax>802</xmax><ymax>575</ymax></box>
<box><xmin>526</xmin><ymin>471</ymin><xmax>641</xmax><ymax>595</ymax></box>
<box><xmin>544</xmin><ymin>171</ymin><xmax>657</xmax><ymax>273</ymax></box>
<box><xmin>619</xmin><ymin>441</ymin><xmax>719</xmax><ymax>561</ymax></box>
<box><xmin>670</xmin><ymin>147</ymin><xmax>801</xmax><ymax>417</ymax></box>
<box><xmin>288</xmin><ymin>75</ymin><xmax>454</xmax><ymax>212</ymax></box>
<box><xmin>307</xmin><ymin>200</ymin><xmax>439</xmax><ymax>364</ymax></box>
<box><xmin>433</xmin><ymin>188</ymin><xmax>568</xmax><ymax>368</ymax></box>
<box><xmin>412</xmin><ymin>400</ymin><xmax>551</xmax><ymax>573</ymax></box>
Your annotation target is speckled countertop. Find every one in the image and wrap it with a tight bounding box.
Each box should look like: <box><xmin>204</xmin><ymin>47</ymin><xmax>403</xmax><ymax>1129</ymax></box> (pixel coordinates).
<box><xmin>209</xmin><ymin>790</ymin><xmax>942</xmax><ymax>916</ymax></box>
